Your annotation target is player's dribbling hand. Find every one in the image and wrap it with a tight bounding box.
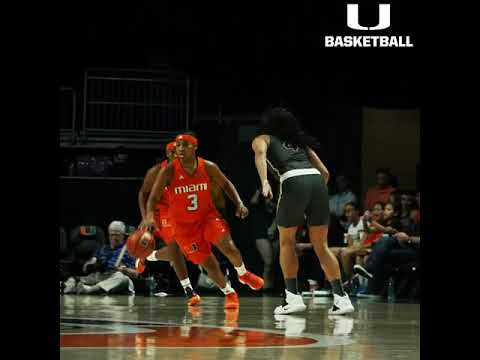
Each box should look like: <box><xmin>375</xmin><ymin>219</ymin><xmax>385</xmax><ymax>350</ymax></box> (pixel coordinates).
<box><xmin>262</xmin><ymin>180</ymin><xmax>273</xmax><ymax>199</ymax></box>
<box><xmin>235</xmin><ymin>204</ymin><xmax>249</xmax><ymax>219</ymax></box>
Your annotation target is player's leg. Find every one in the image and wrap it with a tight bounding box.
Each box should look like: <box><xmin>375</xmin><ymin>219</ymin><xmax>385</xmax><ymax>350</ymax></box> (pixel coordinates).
<box><xmin>199</xmin><ymin>253</ymin><xmax>239</xmax><ymax>309</ymax></box>
<box><xmin>307</xmin><ymin>174</ymin><xmax>354</xmax><ymax>315</ymax></box>
<box><xmin>273</xmin><ymin>176</ymin><xmax>311</xmax><ymax>314</ymax></box>
<box><xmin>167</xmin><ymin>241</ymin><xmax>201</xmax><ymax>306</ymax></box>
<box><xmin>208</xmin><ymin>217</ymin><xmax>264</xmax><ymax>290</ymax></box>
<box><xmin>255</xmin><ymin>237</ymin><xmax>275</xmax><ymax>289</ymax></box>
<box><xmin>149</xmin><ymin>219</ymin><xmax>201</xmax><ymax>305</ymax></box>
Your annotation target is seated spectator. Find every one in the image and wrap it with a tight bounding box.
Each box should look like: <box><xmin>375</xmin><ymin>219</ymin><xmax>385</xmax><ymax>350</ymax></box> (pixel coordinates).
<box><xmin>399</xmin><ymin>190</ymin><xmax>416</xmax><ymax>231</ymax></box>
<box><xmin>354</xmin><ymin>202</ymin><xmax>400</xmax><ymax>294</ymax></box>
<box><xmin>362</xmin><ymin>202</ymin><xmax>398</xmax><ymax>247</ymax></box>
<box><xmin>250</xmin><ymin>186</ymin><xmax>278</xmax><ymax>290</ymax></box>
<box><xmin>63</xmin><ymin>221</ymin><xmax>138</xmax><ymax>295</ymax></box>
<box><xmin>329</xmin><ymin>175</ymin><xmax>357</xmax><ymax>230</ymax></box>
<box><xmin>329</xmin><ymin>202</ymin><xmax>369</xmax><ymax>283</ymax></box>
<box><xmin>353</xmin><ymin>210</ymin><xmax>420</xmax><ymax>298</ymax></box>
<box><xmin>364</xmin><ymin>168</ymin><xmax>396</xmax><ymax>212</ymax></box>
<box><xmin>388</xmin><ymin>191</ymin><xmax>401</xmax><ymax>213</ymax></box>
<box><xmin>383</xmin><ymin>202</ymin><xmax>403</xmax><ymax>231</ymax></box>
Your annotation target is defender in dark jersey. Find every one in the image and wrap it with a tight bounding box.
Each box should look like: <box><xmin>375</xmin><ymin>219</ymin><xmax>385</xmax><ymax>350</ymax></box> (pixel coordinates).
<box><xmin>252</xmin><ymin>107</ymin><xmax>354</xmax><ymax>315</ymax></box>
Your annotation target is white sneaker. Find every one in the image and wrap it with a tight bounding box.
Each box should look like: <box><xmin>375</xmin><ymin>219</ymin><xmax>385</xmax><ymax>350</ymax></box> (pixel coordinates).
<box><xmin>353</xmin><ymin>264</ymin><xmax>373</xmax><ymax>280</ymax></box>
<box><xmin>274</xmin><ymin>290</ymin><xmax>307</xmax><ymax>315</ymax></box>
<box><xmin>328</xmin><ymin>293</ymin><xmax>355</xmax><ymax>315</ymax></box>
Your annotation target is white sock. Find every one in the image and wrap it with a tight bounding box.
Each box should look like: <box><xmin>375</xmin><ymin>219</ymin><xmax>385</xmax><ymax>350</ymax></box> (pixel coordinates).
<box><xmin>234</xmin><ymin>263</ymin><xmax>247</xmax><ymax>276</ymax></box>
<box><xmin>180</xmin><ymin>278</ymin><xmax>192</xmax><ymax>290</ymax></box>
<box><xmin>219</xmin><ymin>282</ymin><xmax>235</xmax><ymax>295</ymax></box>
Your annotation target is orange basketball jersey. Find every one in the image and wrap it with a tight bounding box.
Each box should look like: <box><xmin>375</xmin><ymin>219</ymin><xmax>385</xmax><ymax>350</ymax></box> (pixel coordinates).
<box><xmin>167</xmin><ymin>157</ymin><xmax>217</xmax><ymax>223</ymax></box>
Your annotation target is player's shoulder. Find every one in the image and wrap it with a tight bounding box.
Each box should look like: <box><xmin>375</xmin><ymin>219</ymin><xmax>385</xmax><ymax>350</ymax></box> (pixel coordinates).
<box><xmin>253</xmin><ymin>134</ymin><xmax>270</xmax><ymax>143</ymax></box>
<box><xmin>145</xmin><ymin>163</ymin><xmax>161</xmax><ymax>178</ymax></box>
<box><xmin>202</xmin><ymin>158</ymin><xmax>217</xmax><ymax>167</ymax></box>
<box><xmin>202</xmin><ymin>159</ymin><xmax>221</xmax><ymax>173</ymax></box>
<box><xmin>252</xmin><ymin>134</ymin><xmax>271</xmax><ymax>149</ymax></box>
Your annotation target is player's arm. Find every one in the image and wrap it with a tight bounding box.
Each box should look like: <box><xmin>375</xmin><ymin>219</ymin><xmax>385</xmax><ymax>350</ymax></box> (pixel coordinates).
<box><xmin>138</xmin><ymin>165</ymin><xmax>160</xmax><ymax>221</ymax></box>
<box><xmin>252</xmin><ymin>135</ymin><xmax>273</xmax><ymax>199</ymax></box>
<box><xmin>305</xmin><ymin>146</ymin><xmax>330</xmax><ymax>184</ymax></box>
<box><xmin>205</xmin><ymin>161</ymin><xmax>249</xmax><ymax>219</ymax></box>
<box><xmin>145</xmin><ymin>163</ymin><xmax>173</xmax><ymax>228</ymax></box>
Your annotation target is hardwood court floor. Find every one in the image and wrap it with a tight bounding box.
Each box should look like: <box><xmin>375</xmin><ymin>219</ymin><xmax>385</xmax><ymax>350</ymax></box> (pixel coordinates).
<box><xmin>60</xmin><ymin>294</ymin><xmax>420</xmax><ymax>360</ymax></box>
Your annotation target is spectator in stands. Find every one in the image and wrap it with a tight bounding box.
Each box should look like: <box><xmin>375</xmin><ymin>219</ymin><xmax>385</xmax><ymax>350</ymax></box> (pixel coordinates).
<box><xmin>329</xmin><ymin>175</ymin><xmax>357</xmax><ymax>221</ymax></box>
<box><xmin>362</xmin><ymin>202</ymin><xmax>398</xmax><ymax>247</ymax></box>
<box><xmin>250</xmin><ymin>186</ymin><xmax>278</xmax><ymax>290</ymax></box>
<box><xmin>329</xmin><ymin>202</ymin><xmax>369</xmax><ymax>283</ymax></box>
<box><xmin>383</xmin><ymin>203</ymin><xmax>402</xmax><ymax>231</ymax></box>
<box><xmin>388</xmin><ymin>191</ymin><xmax>402</xmax><ymax>215</ymax></box>
<box><xmin>63</xmin><ymin>221</ymin><xmax>139</xmax><ymax>295</ymax></box>
<box><xmin>354</xmin><ymin>210</ymin><xmax>420</xmax><ymax>298</ymax></box>
<box><xmin>399</xmin><ymin>190</ymin><xmax>415</xmax><ymax>231</ymax></box>
<box><xmin>356</xmin><ymin>202</ymin><xmax>399</xmax><ymax>293</ymax></box>
<box><xmin>364</xmin><ymin>168</ymin><xmax>396</xmax><ymax>211</ymax></box>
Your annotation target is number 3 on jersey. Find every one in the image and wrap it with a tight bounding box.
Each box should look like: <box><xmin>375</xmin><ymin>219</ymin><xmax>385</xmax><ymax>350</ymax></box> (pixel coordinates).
<box><xmin>187</xmin><ymin>194</ymin><xmax>198</xmax><ymax>211</ymax></box>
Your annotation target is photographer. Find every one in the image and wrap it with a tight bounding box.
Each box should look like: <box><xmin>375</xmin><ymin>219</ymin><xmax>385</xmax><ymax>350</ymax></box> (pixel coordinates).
<box><xmin>63</xmin><ymin>221</ymin><xmax>138</xmax><ymax>295</ymax></box>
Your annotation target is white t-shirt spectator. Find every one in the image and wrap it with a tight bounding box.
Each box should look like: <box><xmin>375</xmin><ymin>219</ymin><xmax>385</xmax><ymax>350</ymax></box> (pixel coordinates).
<box><xmin>329</xmin><ymin>191</ymin><xmax>357</xmax><ymax>218</ymax></box>
<box><xmin>347</xmin><ymin>217</ymin><xmax>365</xmax><ymax>244</ymax></box>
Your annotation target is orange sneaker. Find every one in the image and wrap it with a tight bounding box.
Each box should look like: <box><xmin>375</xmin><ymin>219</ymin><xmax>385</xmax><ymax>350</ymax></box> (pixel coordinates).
<box><xmin>238</xmin><ymin>271</ymin><xmax>264</xmax><ymax>290</ymax></box>
<box><xmin>135</xmin><ymin>258</ymin><xmax>146</xmax><ymax>274</ymax></box>
<box><xmin>224</xmin><ymin>292</ymin><xmax>239</xmax><ymax>309</ymax></box>
<box><xmin>187</xmin><ymin>294</ymin><xmax>202</xmax><ymax>306</ymax></box>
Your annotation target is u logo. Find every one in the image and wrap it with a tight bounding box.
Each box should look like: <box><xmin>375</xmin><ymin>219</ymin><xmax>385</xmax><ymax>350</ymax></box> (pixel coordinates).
<box><xmin>347</xmin><ymin>4</ymin><xmax>390</xmax><ymax>31</ymax></box>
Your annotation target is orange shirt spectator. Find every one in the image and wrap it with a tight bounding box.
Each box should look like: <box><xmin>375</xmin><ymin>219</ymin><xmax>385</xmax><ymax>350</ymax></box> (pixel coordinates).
<box><xmin>364</xmin><ymin>168</ymin><xmax>396</xmax><ymax>210</ymax></box>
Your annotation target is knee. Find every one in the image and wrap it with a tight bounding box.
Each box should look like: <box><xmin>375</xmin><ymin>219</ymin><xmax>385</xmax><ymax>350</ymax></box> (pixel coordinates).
<box><xmin>279</xmin><ymin>237</ymin><xmax>296</xmax><ymax>248</ymax></box>
<box><xmin>221</xmin><ymin>241</ymin><xmax>238</xmax><ymax>256</ymax></box>
<box><xmin>313</xmin><ymin>241</ymin><xmax>329</xmax><ymax>256</ymax></box>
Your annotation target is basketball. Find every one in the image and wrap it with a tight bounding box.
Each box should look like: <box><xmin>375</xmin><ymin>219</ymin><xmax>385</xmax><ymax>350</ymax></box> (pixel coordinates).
<box><xmin>126</xmin><ymin>228</ymin><xmax>155</xmax><ymax>259</ymax></box>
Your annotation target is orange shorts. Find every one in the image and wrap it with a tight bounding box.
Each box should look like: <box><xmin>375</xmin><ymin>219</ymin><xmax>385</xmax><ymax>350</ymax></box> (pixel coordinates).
<box><xmin>154</xmin><ymin>216</ymin><xmax>176</xmax><ymax>245</ymax></box>
<box><xmin>174</xmin><ymin>212</ymin><xmax>230</xmax><ymax>264</ymax></box>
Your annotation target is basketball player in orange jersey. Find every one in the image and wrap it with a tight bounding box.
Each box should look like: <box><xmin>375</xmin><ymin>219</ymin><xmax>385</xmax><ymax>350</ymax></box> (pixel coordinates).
<box><xmin>138</xmin><ymin>141</ymin><xmax>201</xmax><ymax>306</ymax></box>
<box><xmin>144</xmin><ymin>133</ymin><xmax>264</xmax><ymax>309</ymax></box>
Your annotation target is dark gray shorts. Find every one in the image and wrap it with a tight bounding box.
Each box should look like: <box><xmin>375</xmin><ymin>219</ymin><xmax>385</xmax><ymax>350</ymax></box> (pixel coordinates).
<box><xmin>276</xmin><ymin>174</ymin><xmax>330</xmax><ymax>227</ymax></box>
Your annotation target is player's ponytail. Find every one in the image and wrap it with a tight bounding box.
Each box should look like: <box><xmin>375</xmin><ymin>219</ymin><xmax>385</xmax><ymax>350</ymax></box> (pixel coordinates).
<box><xmin>259</xmin><ymin>107</ymin><xmax>321</xmax><ymax>151</ymax></box>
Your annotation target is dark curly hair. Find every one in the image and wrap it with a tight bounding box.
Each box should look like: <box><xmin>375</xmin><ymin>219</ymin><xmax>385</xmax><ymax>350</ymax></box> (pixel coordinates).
<box><xmin>259</xmin><ymin>107</ymin><xmax>320</xmax><ymax>150</ymax></box>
